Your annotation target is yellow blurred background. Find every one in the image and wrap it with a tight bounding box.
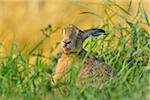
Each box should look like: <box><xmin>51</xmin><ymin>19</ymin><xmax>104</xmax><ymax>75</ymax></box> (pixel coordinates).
<box><xmin>0</xmin><ymin>0</ymin><xmax>149</xmax><ymax>59</ymax></box>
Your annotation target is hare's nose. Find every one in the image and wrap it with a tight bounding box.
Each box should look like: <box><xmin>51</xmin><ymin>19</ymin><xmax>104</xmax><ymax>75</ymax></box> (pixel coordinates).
<box><xmin>63</xmin><ymin>43</ymin><xmax>67</xmax><ymax>48</ymax></box>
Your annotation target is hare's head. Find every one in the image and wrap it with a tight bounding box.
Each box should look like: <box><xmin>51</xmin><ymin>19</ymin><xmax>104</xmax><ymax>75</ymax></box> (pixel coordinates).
<box><xmin>61</xmin><ymin>24</ymin><xmax>105</xmax><ymax>54</ymax></box>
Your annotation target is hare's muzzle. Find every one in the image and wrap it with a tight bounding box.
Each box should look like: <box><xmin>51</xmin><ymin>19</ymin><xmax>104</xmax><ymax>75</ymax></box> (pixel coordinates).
<box><xmin>63</xmin><ymin>48</ymin><xmax>71</xmax><ymax>51</ymax></box>
<box><xmin>62</xmin><ymin>47</ymin><xmax>71</xmax><ymax>54</ymax></box>
<box><xmin>62</xmin><ymin>40</ymin><xmax>71</xmax><ymax>48</ymax></box>
<box><xmin>62</xmin><ymin>41</ymin><xmax>72</xmax><ymax>53</ymax></box>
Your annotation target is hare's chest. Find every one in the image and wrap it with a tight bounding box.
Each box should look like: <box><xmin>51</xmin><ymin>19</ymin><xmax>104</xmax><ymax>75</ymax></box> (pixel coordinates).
<box><xmin>57</xmin><ymin>54</ymin><xmax>80</xmax><ymax>69</ymax></box>
<box><xmin>54</xmin><ymin>54</ymin><xmax>80</xmax><ymax>80</ymax></box>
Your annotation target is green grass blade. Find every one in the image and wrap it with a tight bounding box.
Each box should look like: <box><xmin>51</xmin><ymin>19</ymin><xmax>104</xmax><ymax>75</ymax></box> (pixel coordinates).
<box><xmin>27</xmin><ymin>36</ymin><xmax>48</xmax><ymax>56</ymax></box>
<box><xmin>109</xmin><ymin>0</ymin><xmax>130</xmax><ymax>15</ymax></box>
<box><xmin>80</xmin><ymin>11</ymin><xmax>103</xmax><ymax>19</ymax></box>
<box><xmin>27</xmin><ymin>25</ymin><xmax>60</xmax><ymax>56</ymax></box>
<box><xmin>128</xmin><ymin>0</ymin><xmax>132</xmax><ymax>12</ymax></box>
<box><xmin>141</xmin><ymin>4</ymin><xmax>150</xmax><ymax>26</ymax></box>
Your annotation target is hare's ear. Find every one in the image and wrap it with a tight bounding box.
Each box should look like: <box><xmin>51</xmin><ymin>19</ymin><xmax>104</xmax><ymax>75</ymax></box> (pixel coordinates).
<box><xmin>81</xmin><ymin>28</ymin><xmax>105</xmax><ymax>40</ymax></box>
<box><xmin>62</xmin><ymin>28</ymin><xmax>66</xmax><ymax>37</ymax></box>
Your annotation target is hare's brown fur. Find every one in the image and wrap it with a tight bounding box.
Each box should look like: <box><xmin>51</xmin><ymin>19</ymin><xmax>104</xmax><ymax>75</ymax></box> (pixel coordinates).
<box><xmin>53</xmin><ymin>24</ymin><xmax>114</xmax><ymax>88</ymax></box>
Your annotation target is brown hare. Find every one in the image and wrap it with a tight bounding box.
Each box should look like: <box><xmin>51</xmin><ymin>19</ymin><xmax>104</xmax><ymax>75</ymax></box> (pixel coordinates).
<box><xmin>52</xmin><ymin>24</ymin><xmax>114</xmax><ymax>89</ymax></box>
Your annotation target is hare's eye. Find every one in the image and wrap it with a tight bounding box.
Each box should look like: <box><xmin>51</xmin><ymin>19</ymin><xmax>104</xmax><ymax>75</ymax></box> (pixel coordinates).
<box><xmin>66</xmin><ymin>41</ymin><xmax>71</xmax><ymax>44</ymax></box>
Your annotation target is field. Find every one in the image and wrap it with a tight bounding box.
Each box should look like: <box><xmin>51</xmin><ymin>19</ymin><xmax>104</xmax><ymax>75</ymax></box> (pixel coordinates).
<box><xmin>0</xmin><ymin>0</ymin><xmax>150</xmax><ymax>100</ymax></box>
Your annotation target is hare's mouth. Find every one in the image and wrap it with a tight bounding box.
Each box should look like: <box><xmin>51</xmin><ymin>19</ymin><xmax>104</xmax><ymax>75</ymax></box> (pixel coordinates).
<box><xmin>63</xmin><ymin>47</ymin><xmax>71</xmax><ymax>52</ymax></box>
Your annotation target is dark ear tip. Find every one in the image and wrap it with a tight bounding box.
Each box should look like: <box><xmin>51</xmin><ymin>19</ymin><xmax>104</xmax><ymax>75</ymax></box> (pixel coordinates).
<box><xmin>91</xmin><ymin>28</ymin><xmax>105</xmax><ymax>34</ymax></box>
<box><xmin>98</xmin><ymin>29</ymin><xmax>105</xmax><ymax>33</ymax></box>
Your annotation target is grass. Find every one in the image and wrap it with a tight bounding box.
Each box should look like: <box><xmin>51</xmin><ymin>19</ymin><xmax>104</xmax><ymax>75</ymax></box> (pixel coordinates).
<box><xmin>0</xmin><ymin>0</ymin><xmax>150</xmax><ymax>100</ymax></box>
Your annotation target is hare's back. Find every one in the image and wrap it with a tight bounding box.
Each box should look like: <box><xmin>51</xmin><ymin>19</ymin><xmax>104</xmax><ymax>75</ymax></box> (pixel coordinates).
<box><xmin>77</xmin><ymin>57</ymin><xmax>113</xmax><ymax>87</ymax></box>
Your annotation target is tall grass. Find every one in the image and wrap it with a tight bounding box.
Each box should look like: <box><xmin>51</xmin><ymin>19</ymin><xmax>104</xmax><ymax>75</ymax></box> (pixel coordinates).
<box><xmin>0</xmin><ymin>0</ymin><xmax>149</xmax><ymax>100</ymax></box>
